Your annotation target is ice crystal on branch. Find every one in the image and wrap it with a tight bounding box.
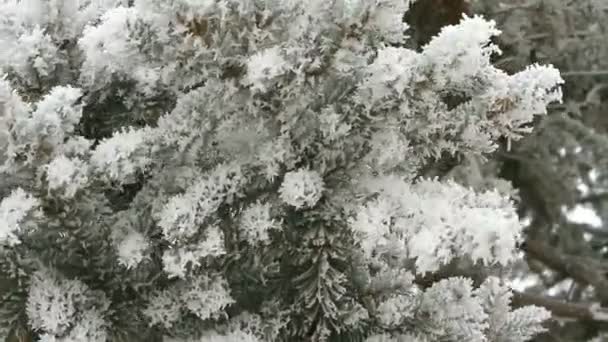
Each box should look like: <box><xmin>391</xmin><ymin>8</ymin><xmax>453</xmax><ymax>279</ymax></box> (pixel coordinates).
<box><xmin>0</xmin><ymin>187</ymin><xmax>40</xmax><ymax>246</ymax></box>
<box><xmin>161</xmin><ymin>228</ymin><xmax>227</xmax><ymax>279</ymax></box>
<box><xmin>239</xmin><ymin>200</ymin><xmax>280</xmax><ymax>244</ymax></box>
<box><xmin>44</xmin><ymin>155</ymin><xmax>88</xmax><ymax>198</ymax></box>
<box><xmin>182</xmin><ymin>273</ymin><xmax>235</xmax><ymax>321</ymax></box>
<box><xmin>244</xmin><ymin>46</ymin><xmax>288</xmax><ymax>93</ymax></box>
<box><xmin>26</xmin><ymin>269</ymin><xmax>108</xmax><ymax>339</ymax></box>
<box><xmin>279</xmin><ymin>168</ymin><xmax>325</xmax><ymax>209</ymax></box>
<box><xmin>90</xmin><ymin>127</ymin><xmax>154</xmax><ymax>183</ymax></box>
<box><xmin>351</xmin><ymin>176</ymin><xmax>521</xmax><ymax>274</ymax></box>
<box><xmin>115</xmin><ymin>229</ymin><xmax>149</xmax><ymax>269</ymax></box>
<box><xmin>142</xmin><ymin>289</ymin><xmax>182</xmax><ymax>330</ymax></box>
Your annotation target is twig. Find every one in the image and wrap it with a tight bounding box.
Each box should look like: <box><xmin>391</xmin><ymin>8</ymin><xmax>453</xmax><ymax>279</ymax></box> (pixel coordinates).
<box><xmin>567</xmin><ymin>222</ymin><xmax>608</xmax><ymax>239</ymax></box>
<box><xmin>512</xmin><ymin>291</ymin><xmax>608</xmax><ymax>323</ymax></box>
<box><xmin>522</xmin><ymin>239</ymin><xmax>608</xmax><ymax>302</ymax></box>
<box><xmin>490</xmin><ymin>3</ymin><xmax>538</xmax><ymax>15</ymax></box>
<box><xmin>561</xmin><ymin>70</ymin><xmax>608</xmax><ymax>77</ymax></box>
<box><xmin>580</xmin><ymin>192</ymin><xmax>608</xmax><ymax>204</ymax></box>
<box><xmin>525</xmin><ymin>30</ymin><xmax>601</xmax><ymax>41</ymax></box>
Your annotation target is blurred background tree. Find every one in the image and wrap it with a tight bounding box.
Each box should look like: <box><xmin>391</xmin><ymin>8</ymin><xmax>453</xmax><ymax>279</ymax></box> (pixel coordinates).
<box><xmin>407</xmin><ymin>0</ymin><xmax>608</xmax><ymax>340</ymax></box>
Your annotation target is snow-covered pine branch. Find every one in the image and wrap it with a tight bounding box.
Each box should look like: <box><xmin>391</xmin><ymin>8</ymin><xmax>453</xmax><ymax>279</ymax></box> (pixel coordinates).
<box><xmin>0</xmin><ymin>0</ymin><xmax>562</xmax><ymax>341</ymax></box>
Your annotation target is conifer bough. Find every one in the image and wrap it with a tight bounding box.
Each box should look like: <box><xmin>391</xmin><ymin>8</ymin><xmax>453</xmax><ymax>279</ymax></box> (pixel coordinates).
<box><xmin>0</xmin><ymin>0</ymin><xmax>563</xmax><ymax>341</ymax></box>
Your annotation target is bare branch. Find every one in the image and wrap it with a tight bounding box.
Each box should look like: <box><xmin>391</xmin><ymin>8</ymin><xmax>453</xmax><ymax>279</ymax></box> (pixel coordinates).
<box><xmin>512</xmin><ymin>291</ymin><xmax>608</xmax><ymax>323</ymax></box>
<box><xmin>561</xmin><ymin>70</ymin><xmax>608</xmax><ymax>77</ymax></box>
<box><xmin>490</xmin><ymin>3</ymin><xmax>538</xmax><ymax>15</ymax></box>
<box><xmin>566</xmin><ymin>222</ymin><xmax>608</xmax><ymax>239</ymax></box>
<box><xmin>579</xmin><ymin>192</ymin><xmax>608</xmax><ymax>205</ymax></box>
<box><xmin>522</xmin><ymin>239</ymin><xmax>608</xmax><ymax>302</ymax></box>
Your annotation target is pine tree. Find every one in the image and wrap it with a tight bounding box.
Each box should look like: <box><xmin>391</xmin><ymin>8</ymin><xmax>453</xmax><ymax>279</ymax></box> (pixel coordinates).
<box><xmin>0</xmin><ymin>0</ymin><xmax>563</xmax><ymax>341</ymax></box>
<box><xmin>449</xmin><ymin>0</ymin><xmax>608</xmax><ymax>340</ymax></box>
